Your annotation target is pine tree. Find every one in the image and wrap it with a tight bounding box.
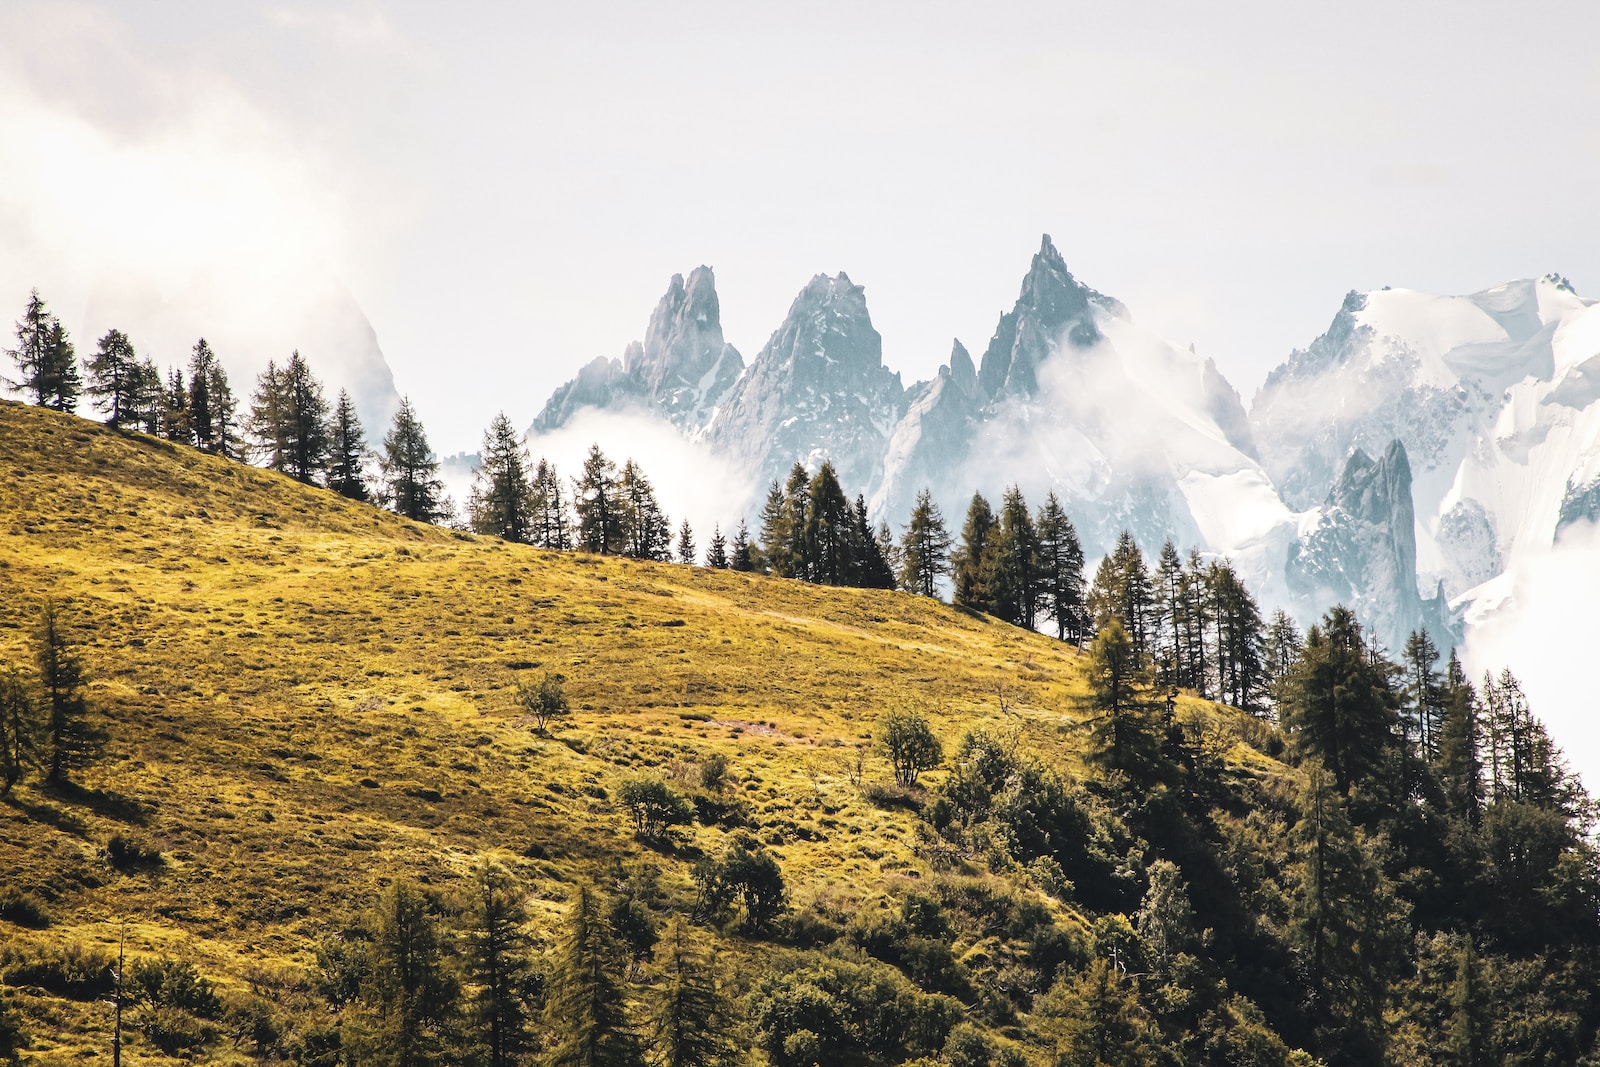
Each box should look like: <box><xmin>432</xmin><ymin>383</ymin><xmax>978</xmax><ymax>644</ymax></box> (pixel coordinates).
<box><xmin>545</xmin><ymin>883</ymin><xmax>643</xmax><ymax>1067</ymax></box>
<box><xmin>619</xmin><ymin>460</ymin><xmax>671</xmax><ymax>561</ymax></box>
<box><xmin>531</xmin><ymin>459</ymin><xmax>573</xmax><ymax>550</ymax></box>
<box><xmin>1040</xmin><ymin>958</ymin><xmax>1160</xmax><ymax>1067</ymax></box>
<box><xmin>1087</xmin><ymin>532</ymin><xmax>1155</xmax><ymax>658</ymax></box>
<box><xmin>729</xmin><ymin>519</ymin><xmax>754</xmax><ymax>573</ymax></box>
<box><xmin>470</xmin><ymin>413</ymin><xmax>535</xmax><ymax>541</ymax></box>
<box><xmin>898</xmin><ymin>488</ymin><xmax>953</xmax><ymax>597</ymax></box>
<box><xmin>5</xmin><ymin>291</ymin><xmax>80</xmax><ymax>411</ymax></box>
<box><xmin>1136</xmin><ymin>861</ymin><xmax>1198</xmax><ymax>982</ymax></box>
<box><xmin>467</xmin><ymin>865</ymin><xmax>535</xmax><ymax>1067</ymax></box>
<box><xmin>1180</xmin><ymin>549</ymin><xmax>1210</xmax><ymax>698</ymax></box>
<box><xmin>328</xmin><ymin>390</ymin><xmax>371</xmax><ymax>502</ymax></box>
<box><xmin>357</xmin><ymin>881</ymin><xmax>460</xmax><ymax>1067</ymax></box>
<box><xmin>574</xmin><ymin>445</ymin><xmax>623</xmax><ymax>555</ymax></box>
<box><xmin>1151</xmin><ymin>540</ymin><xmax>1186</xmax><ymax>690</ymax></box>
<box><xmin>781</xmin><ymin>463</ymin><xmax>813</xmax><ymax>581</ymax></box>
<box><xmin>1402</xmin><ymin>630</ymin><xmax>1444</xmax><ymax>761</ymax></box>
<box><xmin>380</xmin><ymin>397</ymin><xmax>447</xmax><ymax>523</ymax></box>
<box><xmin>756</xmin><ymin>481</ymin><xmax>789</xmax><ymax>576</ymax></box>
<box><xmin>86</xmin><ymin>329</ymin><xmax>142</xmax><ymax>428</ymax></box>
<box><xmin>1446</xmin><ymin>936</ymin><xmax>1492</xmax><ymax>1067</ymax></box>
<box><xmin>804</xmin><ymin>463</ymin><xmax>853</xmax><ymax>586</ymax></box>
<box><xmin>705</xmin><ymin>525</ymin><xmax>729</xmax><ymax>569</ymax></box>
<box><xmin>134</xmin><ymin>357</ymin><xmax>165</xmax><ymax>435</ymax></box>
<box><xmin>951</xmin><ymin>493</ymin><xmax>996</xmax><ymax>613</ymax></box>
<box><xmin>162</xmin><ymin>367</ymin><xmax>193</xmax><ymax>444</ymax></box>
<box><xmin>187</xmin><ymin>339</ymin><xmax>220</xmax><ymax>449</ymax></box>
<box><xmin>35</xmin><ymin>600</ymin><xmax>99</xmax><ymax>786</ymax></box>
<box><xmin>650</xmin><ymin>916</ymin><xmax>729</xmax><ymax>1067</ymax></box>
<box><xmin>1207</xmin><ymin>560</ymin><xmax>1267</xmax><ymax>713</ymax></box>
<box><xmin>676</xmin><ymin>520</ymin><xmax>696</xmax><ymax>565</ymax></box>
<box><xmin>1036</xmin><ymin>493</ymin><xmax>1087</xmax><ymax>643</ymax></box>
<box><xmin>249</xmin><ymin>353</ymin><xmax>332</xmax><ymax>483</ymax></box>
<box><xmin>1434</xmin><ymin>652</ymin><xmax>1484</xmax><ymax>826</ymax></box>
<box><xmin>852</xmin><ymin>497</ymin><xmax>896</xmax><ymax>589</ymax></box>
<box><xmin>1084</xmin><ymin>617</ymin><xmax>1165</xmax><ymax>789</ymax></box>
<box><xmin>1282</xmin><ymin>606</ymin><xmax>1401</xmax><ymax>795</ymax></box>
<box><xmin>200</xmin><ymin>354</ymin><xmax>241</xmax><ymax>459</ymax></box>
<box><xmin>1263</xmin><ymin>609</ymin><xmax>1302</xmax><ymax>716</ymax></box>
<box><xmin>984</xmin><ymin>485</ymin><xmax>1040</xmax><ymax>628</ymax></box>
<box><xmin>0</xmin><ymin>668</ymin><xmax>37</xmax><ymax>796</ymax></box>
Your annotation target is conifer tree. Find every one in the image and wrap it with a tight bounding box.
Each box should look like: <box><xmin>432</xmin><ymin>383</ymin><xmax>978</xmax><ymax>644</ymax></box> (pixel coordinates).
<box><xmin>951</xmin><ymin>493</ymin><xmax>995</xmax><ymax>613</ymax></box>
<box><xmin>467</xmin><ymin>865</ymin><xmax>535</xmax><ymax>1067</ymax></box>
<box><xmin>531</xmin><ymin>459</ymin><xmax>573</xmax><ymax>550</ymax></box>
<box><xmin>328</xmin><ymin>390</ymin><xmax>371</xmax><ymax>503</ymax></box>
<box><xmin>984</xmin><ymin>485</ymin><xmax>1041</xmax><ymax>628</ymax></box>
<box><xmin>1151</xmin><ymin>540</ymin><xmax>1186</xmax><ymax>689</ymax></box>
<box><xmin>1402</xmin><ymin>630</ymin><xmax>1444</xmax><ymax>761</ymax></box>
<box><xmin>852</xmin><ymin>496</ymin><xmax>896</xmax><ymax>590</ymax></box>
<box><xmin>200</xmin><ymin>354</ymin><xmax>241</xmax><ymax>459</ymax></box>
<box><xmin>1207</xmin><ymin>560</ymin><xmax>1267</xmax><ymax>712</ymax></box>
<box><xmin>249</xmin><ymin>352</ymin><xmax>331</xmax><ymax>484</ymax></box>
<box><xmin>86</xmin><ymin>329</ymin><xmax>142</xmax><ymax>428</ymax></box>
<box><xmin>619</xmin><ymin>460</ymin><xmax>671</xmax><ymax>561</ymax></box>
<box><xmin>1041</xmin><ymin>958</ymin><xmax>1160</xmax><ymax>1067</ymax></box>
<box><xmin>1282</xmin><ymin>606</ymin><xmax>1400</xmax><ymax>795</ymax></box>
<box><xmin>162</xmin><ymin>367</ymin><xmax>193</xmax><ymax>444</ymax></box>
<box><xmin>545</xmin><ymin>883</ymin><xmax>643</xmax><ymax>1067</ymax></box>
<box><xmin>356</xmin><ymin>881</ymin><xmax>460</xmax><ymax>1067</ymax></box>
<box><xmin>705</xmin><ymin>525</ymin><xmax>729</xmax><ymax>569</ymax></box>
<box><xmin>1447</xmin><ymin>936</ymin><xmax>1492</xmax><ymax>1067</ymax></box>
<box><xmin>899</xmin><ymin>488</ymin><xmax>953</xmax><ymax>597</ymax></box>
<box><xmin>804</xmin><ymin>463</ymin><xmax>853</xmax><ymax>586</ymax></box>
<box><xmin>5</xmin><ymin>291</ymin><xmax>80</xmax><ymax>411</ymax></box>
<box><xmin>134</xmin><ymin>357</ymin><xmax>165</xmax><ymax>435</ymax></box>
<box><xmin>575</xmin><ymin>445</ymin><xmax>624</xmax><ymax>555</ymax></box>
<box><xmin>1087</xmin><ymin>532</ymin><xmax>1155</xmax><ymax>658</ymax></box>
<box><xmin>470</xmin><ymin>413</ymin><xmax>535</xmax><ymax>541</ymax></box>
<box><xmin>1036</xmin><ymin>492</ymin><xmax>1087</xmax><ymax>643</ymax></box>
<box><xmin>729</xmin><ymin>519</ymin><xmax>755</xmax><ymax>573</ymax></box>
<box><xmin>1435</xmin><ymin>652</ymin><xmax>1484</xmax><ymax>826</ymax></box>
<box><xmin>676</xmin><ymin>520</ymin><xmax>696</xmax><ymax>565</ymax></box>
<box><xmin>781</xmin><ymin>463</ymin><xmax>812</xmax><ymax>581</ymax></box>
<box><xmin>755</xmin><ymin>481</ymin><xmax>789</xmax><ymax>576</ymax></box>
<box><xmin>1180</xmin><ymin>549</ymin><xmax>1210</xmax><ymax>698</ymax></box>
<box><xmin>650</xmin><ymin>916</ymin><xmax>729</xmax><ymax>1067</ymax></box>
<box><xmin>0</xmin><ymin>668</ymin><xmax>36</xmax><ymax>796</ymax></box>
<box><xmin>380</xmin><ymin>397</ymin><xmax>447</xmax><ymax>523</ymax></box>
<box><xmin>1263</xmin><ymin>609</ymin><xmax>1302</xmax><ymax>713</ymax></box>
<box><xmin>187</xmin><ymin>339</ymin><xmax>220</xmax><ymax>449</ymax></box>
<box><xmin>1084</xmin><ymin>618</ymin><xmax>1164</xmax><ymax>788</ymax></box>
<box><xmin>35</xmin><ymin>600</ymin><xmax>98</xmax><ymax>786</ymax></box>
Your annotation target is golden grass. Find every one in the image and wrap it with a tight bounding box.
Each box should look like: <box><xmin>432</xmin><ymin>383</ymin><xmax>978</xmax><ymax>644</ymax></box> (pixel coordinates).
<box><xmin>0</xmin><ymin>400</ymin><xmax>1261</xmax><ymax>1063</ymax></box>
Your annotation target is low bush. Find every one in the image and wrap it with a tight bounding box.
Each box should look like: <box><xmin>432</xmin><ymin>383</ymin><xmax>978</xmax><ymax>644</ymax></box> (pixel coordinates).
<box><xmin>106</xmin><ymin>833</ymin><xmax>162</xmax><ymax>871</ymax></box>
<box><xmin>0</xmin><ymin>889</ymin><xmax>50</xmax><ymax>929</ymax></box>
<box><xmin>0</xmin><ymin>942</ymin><xmax>114</xmax><ymax>1000</ymax></box>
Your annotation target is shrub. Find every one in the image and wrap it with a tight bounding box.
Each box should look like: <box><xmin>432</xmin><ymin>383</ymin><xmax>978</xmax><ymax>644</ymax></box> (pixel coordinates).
<box><xmin>618</xmin><ymin>776</ymin><xmax>694</xmax><ymax>840</ymax></box>
<box><xmin>106</xmin><ymin>833</ymin><xmax>161</xmax><ymax>871</ymax></box>
<box><xmin>877</xmin><ymin>710</ymin><xmax>943</xmax><ymax>788</ymax></box>
<box><xmin>693</xmin><ymin>834</ymin><xmax>787</xmax><ymax>935</ymax></box>
<box><xmin>142</xmin><ymin>1004</ymin><xmax>214</xmax><ymax>1056</ymax></box>
<box><xmin>0</xmin><ymin>942</ymin><xmax>113</xmax><ymax>999</ymax></box>
<box><xmin>130</xmin><ymin>957</ymin><xmax>224</xmax><ymax>1019</ymax></box>
<box><xmin>0</xmin><ymin>890</ymin><xmax>50</xmax><ymax>929</ymax></box>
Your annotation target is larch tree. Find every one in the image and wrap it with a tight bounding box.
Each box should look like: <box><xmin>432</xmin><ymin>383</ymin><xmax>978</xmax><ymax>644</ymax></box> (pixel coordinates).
<box><xmin>1083</xmin><ymin>617</ymin><xmax>1164</xmax><ymax>789</ymax></box>
<box><xmin>729</xmin><ymin>519</ymin><xmax>755</xmax><ymax>572</ymax></box>
<box><xmin>249</xmin><ymin>352</ymin><xmax>332</xmax><ymax>484</ymax></box>
<box><xmin>1402</xmin><ymin>630</ymin><xmax>1445</xmax><ymax>761</ymax></box>
<box><xmin>1036</xmin><ymin>492</ymin><xmax>1086</xmax><ymax>644</ymax></box>
<box><xmin>467</xmin><ymin>865</ymin><xmax>536</xmax><ymax>1067</ymax></box>
<box><xmin>86</xmin><ymin>329</ymin><xmax>142</xmax><ymax>428</ymax></box>
<box><xmin>470</xmin><ymin>412</ymin><xmax>535</xmax><ymax>542</ymax></box>
<box><xmin>531</xmin><ymin>459</ymin><xmax>573</xmax><ymax>550</ymax></box>
<box><xmin>1087</xmin><ymin>532</ymin><xmax>1155</xmax><ymax>659</ymax></box>
<box><xmin>780</xmin><ymin>463</ymin><xmax>813</xmax><ymax>581</ymax></box>
<box><xmin>356</xmin><ymin>881</ymin><xmax>460</xmax><ymax>1067</ymax></box>
<box><xmin>951</xmin><ymin>492</ymin><xmax>996</xmax><ymax>613</ymax></box>
<box><xmin>984</xmin><ymin>485</ymin><xmax>1040</xmax><ymax>629</ymax></box>
<box><xmin>327</xmin><ymin>390</ymin><xmax>371</xmax><ymax>503</ymax></box>
<box><xmin>379</xmin><ymin>397</ymin><xmax>447</xmax><ymax>524</ymax></box>
<box><xmin>162</xmin><ymin>367</ymin><xmax>193</xmax><ymax>444</ymax></box>
<box><xmin>0</xmin><ymin>668</ymin><xmax>37</xmax><ymax>796</ymax></box>
<box><xmin>803</xmin><ymin>462</ymin><xmax>853</xmax><ymax>586</ymax></box>
<box><xmin>134</xmin><ymin>357</ymin><xmax>166</xmax><ymax>435</ymax></box>
<box><xmin>545</xmin><ymin>883</ymin><xmax>643</xmax><ymax>1067</ymax></box>
<box><xmin>618</xmin><ymin>460</ymin><xmax>671</xmax><ymax>561</ymax></box>
<box><xmin>650</xmin><ymin>916</ymin><xmax>730</xmax><ymax>1067</ymax></box>
<box><xmin>187</xmin><ymin>339</ymin><xmax>220</xmax><ymax>449</ymax></box>
<box><xmin>1282</xmin><ymin>606</ymin><xmax>1401</xmax><ymax>795</ymax></box>
<box><xmin>1434</xmin><ymin>651</ymin><xmax>1484</xmax><ymax>826</ymax></box>
<box><xmin>574</xmin><ymin>445</ymin><xmax>623</xmax><ymax>555</ymax></box>
<box><xmin>755</xmin><ymin>480</ymin><xmax>789</xmax><ymax>576</ymax></box>
<box><xmin>5</xmin><ymin>291</ymin><xmax>80</xmax><ymax>412</ymax></box>
<box><xmin>898</xmin><ymin>488</ymin><xmax>953</xmax><ymax>598</ymax></box>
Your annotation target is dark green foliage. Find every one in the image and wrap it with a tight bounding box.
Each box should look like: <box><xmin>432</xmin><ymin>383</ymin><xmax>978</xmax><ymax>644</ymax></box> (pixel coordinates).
<box><xmin>249</xmin><ymin>351</ymin><xmax>332</xmax><ymax>484</ymax></box>
<box><xmin>1084</xmin><ymin>619</ymin><xmax>1166</xmax><ymax>789</ymax></box>
<box><xmin>729</xmin><ymin>519</ymin><xmax>754</xmax><ymax>572</ymax></box>
<box><xmin>899</xmin><ymin>488</ymin><xmax>953</xmax><ymax>597</ymax></box>
<box><xmin>951</xmin><ymin>493</ymin><xmax>995</xmax><ymax>613</ymax></box>
<box><xmin>749</xmin><ymin>955</ymin><xmax>962</xmax><ymax>1067</ymax></box>
<box><xmin>983</xmin><ymin>485</ymin><xmax>1040</xmax><ymax>628</ymax></box>
<box><xmin>618</xmin><ymin>777</ymin><xmax>694</xmax><ymax>840</ymax></box>
<box><xmin>129</xmin><ymin>957</ymin><xmax>224</xmax><ymax>1018</ymax></box>
<box><xmin>1281</xmin><ymin>606</ymin><xmax>1399</xmax><ymax>796</ymax></box>
<box><xmin>804</xmin><ymin>463</ymin><xmax>853</xmax><ymax>585</ymax></box>
<box><xmin>848</xmin><ymin>894</ymin><xmax>971</xmax><ymax>998</ymax></box>
<box><xmin>1035</xmin><ymin>491</ymin><xmax>1086</xmax><ymax>643</ymax></box>
<box><xmin>351</xmin><ymin>881</ymin><xmax>460</xmax><ymax>1067</ymax></box>
<box><xmin>575</xmin><ymin>445</ymin><xmax>625</xmax><ymax>555</ymax></box>
<box><xmin>0</xmin><ymin>942</ymin><xmax>114</xmax><ymax>999</ymax></box>
<box><xmin>693</xmin><ymin>834</ymin><xmax>786</xmax><ymax>935</ymax></box>
<box><xmin>379</xmin><ymin>396</ymin><xmax>447</xmax><ymax>523</ymax></box>
<box><xmin>329</xmin><ymin>390</ymin><xmax>372</xmax><ymax>502</ymax></box>
<box><xmin>0</xmin><ymin>888</ymin><xmax>49</xmax><ymax>929</ymax></box>
<box><xmin>86</xmin><ymin>328</ymin><xmax>142</xmax><ymax>428</ymax></box>
<box><xmin>161</xmin><ymin>366</ymin><xmax>193</xmax><ymax>444</ymax></box>
<box><xmin>466</xmin><ymin>865</ymin><xmax>536</xmax><ymax>1067</ymax></box>
<box><xmin>676</xmin><ymin>519</ymin><xmax>696</xmax><ymax>565</ymax></box>
<box><xmin>619</xmin><ymin>460</ymin><xmax>672</xmax><ymax>561</ymax></box>
<box><xmin>106</xmin><ymin>833</ymin><xmax>162</xmax><ymax>871</ymax></box>
<box><xmin>34</xmin><ymin>599</ymin><xmax>100</xmax><ymax>785</ymax></box>
<box><xmin>877</xmin><ymin>709</ymin><xmax>943</xmax><ymax>788</ymax></box>
<box><xmin>0</xmin><ymin>668</ymin><xmax>35</xmax><ymax>795</ymax></box>
<box><xmin>0</xmin><ymin>990</ymin><xmax>25</xmax><ymax>1064</ymax></box>
<box><xmin>545</xmin><ymin>883</ymin><xmax>644</xmax><ymax>1067</ymax></box>
<box><xmin>651</xmin><ymin>916</ymin><xmax>731</xmax><ymax>1067</ymax></box>
<box><xmin>5</xmin><ymin>291</ymin><xmax>79</xmax><ymax>412</ymax></box>
<box><xmin>532</xmin><ymin>458</ymin><xmax>573</xmax><ymax>550</ymax></box>
<box><xmin>705</xmin><ymin>525</ymin><xmax>729</xmax><ymax>569</ymax></box>
<box><xmin>1087</xmin><ymin>531</ymin><xmax>1155</xmax><ymax>659</ymax></box>
<box><xmin>471</xmin><ymin>412</ymin><xmax>535</xmax><ymax>541</ymax></box>
<box><xmin>1037</xmin><ymin>958</ymin><xmax>1161</xmax><ymax>1067</ymax></box>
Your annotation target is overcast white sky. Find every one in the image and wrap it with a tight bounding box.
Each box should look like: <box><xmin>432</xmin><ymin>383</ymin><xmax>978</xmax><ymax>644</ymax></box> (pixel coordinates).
<box><xmin>2</xmin><ymin>0</ymin><xmax>1597</xmax><ymax>451</ymax></box>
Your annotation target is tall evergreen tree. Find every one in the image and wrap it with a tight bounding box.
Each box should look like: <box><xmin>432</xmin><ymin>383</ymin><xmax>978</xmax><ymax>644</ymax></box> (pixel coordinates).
<box><xmin>357</xmin><ymin>881</ymin><xmax>460</xmax><ymax>1067</ymax></box>
<box><xmin>467</xmin><ymin>865</ymin><xmax>535</xmax><ymax>1067</ymax></box>
<box><xmin>1207</xmin><ymin>559</ymin><xmax>1267</xmax><ymax>713</ymax></box>
<box><xmin>5</xmin><ymin>291</ymin><xmax>80</xmax><ymax>411</ymax></box>
<box><xmin>574</xmin><ymin>445</ymin><xmax>624</xmax><ymax>555</ymax></box>
<box><xmin>162</xmin><ymin>367</ymin><xmax>193</xmax><ymax>444</ymax></box>
<box><xmin>1402</xmin><ymin>630</ymin><xmax>1444</xmax><ymax>761</ymax></box>
<box><xmin>951</xmin><ymin>493</ymin><xmax>996</xmax><ymax>613</ymax></box>
<box><xmin>781</xmin><ymin>463</ymin><xmax>813</xmax><ymax>581</ymax></box>
<box><xmin>676</xmin><ymin>520</ymin><xmax>696</xmax><ymax>566</ymax></box>
<box><xmin>984</xmin><ymin>485</ymin><xmax>1041</xmax><ymax>628</ymax></box>
<box><xmin>804</xmin><ymin>463</ymin><xmax>853</xmax><ymax>586</ymax></box>
<box><xmin>200</xmin><ymin>354</ymin><xmax>241</xmax><ymax>459</ymax></box>
<box><xmin>134</xmin><ymin>357</ymin><xmax>166</xmax><ymax>435</ymax></box>
<box><xmin>0</xmin><ymin>668</ymin><xmax>36</xmax><ymax>796</ymax></box>
<box><xmin>1263</xmin><ymin>609</ymin><xmax>1303</xmax><ymax>715</ymax></box>
<box><xmin>35</xmin><ymin>600</ymin><xmax>98</xmax><ymax>786</ymax></box>
<box><xmin>755</xmin><ymin>481</ymin><xmax>789</xmax><ymax>577</ymax></box>
<box><xmin>1151</xmin><ymin>540</ymin><xmax>1186</xmax><ymax>690</ymax></box>
<box><xmin>328</xmin><ymin>390</ymin><xmax>371</xmax><ymax>502</ymax></box>
<box><xmin>619</xmin><ymin>460</ymin><xmax>671</xmax><ymax>561</ymax></box>
<box><xmin>86</xmin><ymin>329</ymin><xmax>141</xmax><ymax>428</ymax></box>
<box><xmin>1434</xmin><ymin>652</ymin><xmax>1484</xmax><ymax>826</ymax></box>
<box><xmin>1087</xmin><ymin>532</ymin><xmax>1155</xmax><ymax>658</ymax></box>
<box><xmin>187</xmin><ymin>339</ymin><xmax>220</xmax><ymax>449</ymax></box>
<box><xmin>379</xmin><ymin>397</ymin><xmax>447</xmax><ymax>523</ymax></box>
<box><xmin>852</xmin><ymin>496</ymin><xmax>896</xmax><ymax>589</ymax></box>
<box><xmin>531</xmin><ymin>459</ymin><xmax>573</xmax><ymax>550</ymax></box>
<box><xmin>470</xmin><ymin>413</ymin><xmax>535</xmax><ymax>542</ymax></box>
<box><xmin>249</xmin><ymin>352</ymin><xmax>331</xmax><ymax>484</ymax></box>
<box><xmin>1447</xmin><ymin>936</ymin><xmax>1492</xmax><ymax>1067</ymax></box>
<box><xmin>729</xmin><ymin>519</ymin><xmax>754</xmax><ymax>573</ymax></box>
<box><xmin>545</xmin><ymin>883</ymin><xmax>643</xmax><ymax>1067</ymax></box>
<box><xmin>1083</xmin><ymin>617</ymin><xmax>1165</xmax><ymax>789</ymax></box>
<box><xmin>1282</xmin><ymin>606</ymin><xmax>1400</xmax><ymax>795</ymax></box>
<box><xmin>1180</xmin><ymin>549</ymin><xmax>1210</xmax><ymax>698</ymax></box>
<box><xmin>705</xmin><ymin>525</ymin><xmax>729</xmax><ymax>569</ymax></box>
<box><xmin>898</xmin><ymin>488</ymin><xmax>953</xmax><ymax>598</ymax></box>
<box><xmin>649</xmin><ymin>916</ymin><xmax>729</xmax><ymax>1067</ymax></box>
<box><xmin>1040</xmin><ymin>958</ymin><xmax>1161</xmax><ymax>1067</ymax></box>
<box><xmin>1036</xmin><ymin>492</ymin><xmax>1087</xmax><ymax>644</ymax></box>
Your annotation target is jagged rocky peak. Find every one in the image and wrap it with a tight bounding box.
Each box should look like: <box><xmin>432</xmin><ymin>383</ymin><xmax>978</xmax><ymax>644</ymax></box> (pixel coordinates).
<box><xmin>529</xmin><ymin>265</ymin><xmax>743</xmax><ymax>434</ymax></box>
<box><xmin>977</xmin><ymin>234</ymin><xmax>1123</xmax><ymax>400</ymax></box>
<box><xmin>709</xmin><ymin>271</ymin><xmax>905</xmax><ymax>496</ymax></box>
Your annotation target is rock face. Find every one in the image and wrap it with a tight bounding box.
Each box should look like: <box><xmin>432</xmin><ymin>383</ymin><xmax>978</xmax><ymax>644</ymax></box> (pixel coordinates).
<box><xmin>1287</xmin><ymin>440</ymin><xmax>1454</xmax><ymax>650</ymax></box>
<box><xmin>707</xmin><ymin>272</ymin><xmax>905</xmax><ymax>495</ymax></box>
<box><xmin>530</xmin><ymin>266</ymin><xmax>743</xmax><ymax>434</ymax></box>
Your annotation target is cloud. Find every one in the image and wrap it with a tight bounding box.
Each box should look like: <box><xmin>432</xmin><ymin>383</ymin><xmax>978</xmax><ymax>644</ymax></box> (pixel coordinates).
<box><xmin>1461</xmin><ymin>519</ymin><xmax>1600</xmax><ymax>791</ymax></box>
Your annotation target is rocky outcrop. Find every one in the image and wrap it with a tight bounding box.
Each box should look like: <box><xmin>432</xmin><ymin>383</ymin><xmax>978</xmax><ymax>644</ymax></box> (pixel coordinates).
<box><xmin>872</xmin><ymin>340</ymin><xmax>985</xmax><ymax>520</ymax></box>
<box><xmin>708</xmin><ymin>272</ymin><xmax>905</xmax><ymax>495</ymax></box>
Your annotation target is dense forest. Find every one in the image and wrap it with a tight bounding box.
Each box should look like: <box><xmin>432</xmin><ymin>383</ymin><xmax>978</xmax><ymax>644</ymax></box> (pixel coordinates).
<box><xmin>3</xmin><ymin>292</ymin><xmax>1600</xmax><ymax>1066</ymax></box>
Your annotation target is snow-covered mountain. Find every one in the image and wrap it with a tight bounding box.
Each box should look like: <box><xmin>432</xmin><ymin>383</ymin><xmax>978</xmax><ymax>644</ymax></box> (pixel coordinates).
<box><xmin>1250</xmin><ymin>275</ymin><xmax>1600</xmax><ymax>622</ymax></box>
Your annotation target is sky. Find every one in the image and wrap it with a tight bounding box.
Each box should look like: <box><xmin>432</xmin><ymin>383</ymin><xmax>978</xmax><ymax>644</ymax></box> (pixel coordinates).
<box><xmin>1</xmin><ymin>0</ymin><xmax>1597</xmax><ymax>452</ymax></box>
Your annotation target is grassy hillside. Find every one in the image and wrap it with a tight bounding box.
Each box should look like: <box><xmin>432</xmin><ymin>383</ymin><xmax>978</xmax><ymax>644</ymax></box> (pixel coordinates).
<box><xmin>0</xmin><ymin>401</ymin><xmax>1278</xmax><ymax>1065</ymax></box>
